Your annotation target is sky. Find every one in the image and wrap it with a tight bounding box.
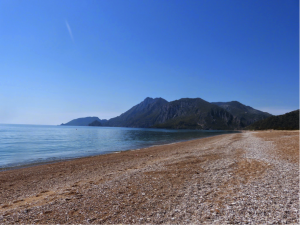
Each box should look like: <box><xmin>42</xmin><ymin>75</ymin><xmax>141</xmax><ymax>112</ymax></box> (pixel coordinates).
<box><xmin>0</xmin><ymin>0</ymin><xmax>299</xmax><ymax>125</ymax></box>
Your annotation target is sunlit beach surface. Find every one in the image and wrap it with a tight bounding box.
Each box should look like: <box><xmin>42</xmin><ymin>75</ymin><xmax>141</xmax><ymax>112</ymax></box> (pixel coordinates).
<box><xmin>0</xmin><ymin>124</ymin><xmax>234</xmax><ymax>170</ymax></box>
<box><xmin>0</xmin><ymin>130</ymin><xmax>298</xmax><ymax>224</ymax></box>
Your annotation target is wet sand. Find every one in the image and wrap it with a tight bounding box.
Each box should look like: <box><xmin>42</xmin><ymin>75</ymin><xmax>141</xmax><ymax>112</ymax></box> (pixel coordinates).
<box><xmin>0</xmin><ymin>130</ymin><xmax>299</xmax><ymax>224</ymax></box>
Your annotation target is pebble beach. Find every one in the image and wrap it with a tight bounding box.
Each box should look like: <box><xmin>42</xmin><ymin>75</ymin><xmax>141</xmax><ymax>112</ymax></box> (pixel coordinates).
<box><xmin>0</xmin><ymin>130</ymin><xmax>298</xmax><ymax>224</ymax></box>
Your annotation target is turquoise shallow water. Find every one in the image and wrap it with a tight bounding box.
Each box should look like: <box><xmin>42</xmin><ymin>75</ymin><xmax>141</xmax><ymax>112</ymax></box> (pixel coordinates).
<box><xmin>0</xmin><ymin>124</ymin><xmax>237</xmax><ymax>170</ymax></box>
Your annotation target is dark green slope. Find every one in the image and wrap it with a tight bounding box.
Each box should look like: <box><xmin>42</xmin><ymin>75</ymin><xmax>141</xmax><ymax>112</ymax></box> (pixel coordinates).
<box><xmin>245</xmin><ymin>110</ymin><xmax>299</xmax><ymax>130</ymax></box>
<box><xmin>60</xmin><ymin>97</ymin><xmax>275</xmax><ymax>130</ymax></box>
<box><xmin>211</xmin><ymin>101</ymin><xmax>272</xmax><ymax>127</ymax></box>
<box><xmin>61</xmin><ymin>117</ymin><xmax>106</xmax><ymax>126</ymax></box>
<box><xmin>106</xmin><ymin>97</ymin><xmax>169</xmax><ymax>128</ymax></box>
<box><xmin>106</xmin><ymin>97</ymin><xmax>238</xmax><ymax>130</ymax></box>
<box><xmin>153</xmin><ymin>98</ymin><xmax>237</xmax><ymax>130</ymax></box>
<box><xmin>88</xmin><ymin>120</ymin><xmax>102</xmax><ymax>126</ymax></box>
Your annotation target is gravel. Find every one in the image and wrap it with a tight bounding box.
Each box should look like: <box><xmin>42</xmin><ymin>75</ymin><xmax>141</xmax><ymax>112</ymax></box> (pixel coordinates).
<box><xmin>0</xmin><ymin>131</ymin><xmax>298</xmax><ymax>224</ymax></box>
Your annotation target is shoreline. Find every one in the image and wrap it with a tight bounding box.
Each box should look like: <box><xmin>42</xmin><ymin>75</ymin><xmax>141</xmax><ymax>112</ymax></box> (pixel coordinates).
<box><xmin>0</xmin><ymin>130</ymin><xmax>298</xmax><ymax>224</ymax></box>
<box><xmin>0</xmin><ymin>134</ymin><xmax>232</xmax><ymax>207</ymax></box>
<box><xmin>0</xmin><ymin>131</ymin><xmax>235</xmax><ymax>172</ymax></box>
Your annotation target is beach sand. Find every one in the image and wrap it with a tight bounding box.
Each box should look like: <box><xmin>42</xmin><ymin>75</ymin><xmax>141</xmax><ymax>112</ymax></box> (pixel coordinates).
<box><xmin>0</xmin><ymin>130</ymin><xmax>298</xmax><ymax>224</ymax></box>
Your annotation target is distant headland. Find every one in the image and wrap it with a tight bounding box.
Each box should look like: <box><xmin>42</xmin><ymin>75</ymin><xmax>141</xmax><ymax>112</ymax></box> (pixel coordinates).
<box><xmin>60</xmin><ymin>97</ymin><xmax>298</xmax><ymax>130</ymax></box>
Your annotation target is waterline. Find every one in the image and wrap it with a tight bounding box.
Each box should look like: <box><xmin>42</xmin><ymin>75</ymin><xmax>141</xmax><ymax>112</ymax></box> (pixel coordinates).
<box><xmin>0</xmin><ymin>124</ymin><xmax>238</xmax><ymax>170</ymax></box>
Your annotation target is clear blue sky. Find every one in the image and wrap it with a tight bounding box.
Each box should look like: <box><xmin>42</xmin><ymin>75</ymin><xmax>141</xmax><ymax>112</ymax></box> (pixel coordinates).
<box><xmin>0</xmin><ymin>0</ymin><xmax>298</xmax><ymax>125</ymax></box>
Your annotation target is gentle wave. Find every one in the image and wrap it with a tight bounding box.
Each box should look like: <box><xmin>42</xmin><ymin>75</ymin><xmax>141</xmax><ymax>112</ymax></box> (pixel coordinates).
<box><xmin>0</xmin><ymin>124</ymin><xmax>237</xmax><ymax>170</ymax></box>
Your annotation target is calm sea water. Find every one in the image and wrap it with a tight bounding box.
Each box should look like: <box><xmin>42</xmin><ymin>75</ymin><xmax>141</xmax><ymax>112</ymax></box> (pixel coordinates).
<box><xmin>0</xmin><ymin>124</ymin><xmax>236</xmax><ymax>170</ymax></box>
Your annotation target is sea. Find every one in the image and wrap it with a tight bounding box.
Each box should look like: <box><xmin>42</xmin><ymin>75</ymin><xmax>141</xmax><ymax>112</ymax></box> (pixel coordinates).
<box><xmin>0</xmin><ymin>124</ymin><xmax>237</xmax><ymax>170</ymax></box>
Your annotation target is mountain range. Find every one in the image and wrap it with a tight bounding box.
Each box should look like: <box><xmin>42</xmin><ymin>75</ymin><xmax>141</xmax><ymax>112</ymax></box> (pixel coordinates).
<box><xmin>61</xmin><ymin>117</ymin><xmax>107</xmax><ymax>126</ymax></box>
<box><xmin>61</xmin><ymin>97</ymin><xmax>272</xmax><ymax>130</ymax></box>
<box><xmin>211</xmin><ymin>101</ymin><xmax>272</xmax><ymax>127</ymax></box>
<box><xmin>245</xmin><ymin>109</ymin><xmax>299</xmax><ymax>130</ymax></box>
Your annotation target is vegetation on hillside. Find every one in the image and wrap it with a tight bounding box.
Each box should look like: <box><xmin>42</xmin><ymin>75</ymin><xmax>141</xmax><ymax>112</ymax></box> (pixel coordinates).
<box><xmin>61</xmin><ymin>117</ymin><xmax>102</xmax><ymax>126</ymax></box>
<box><xmin>245</xmin><ymin>110</ymin><xmax>299</xmax><ymax>130</ymax></box>
<box><xmin>152</xmin><ymin>98</ymin><xmax>237</xmax><ymax>130</ymax></box>
<box><xmin>88</xmin><ymin>120</ymin><xmax>102</xmax><ymax>126</ymax></box>
<box><xmin>61</xmin><ymin>97</ymin><xmax>278</xmax><ymax>130</ymax></box>
<box><xmin>211</xmin><ymin>101</ymin><xmax>272</xmax><ymax>127</ymax></box>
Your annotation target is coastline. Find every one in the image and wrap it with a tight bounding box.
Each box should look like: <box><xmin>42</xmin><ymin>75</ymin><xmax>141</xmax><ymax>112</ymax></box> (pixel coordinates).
<box><xmin>0</xmin><ymin>130</ymin><xmax>236</xmax><ymax>172</ymax></box>
<box><xmin>0</xmin><ymin>131</ymin><xmax>298</xmax><ymax>224</ymax></box>
<box><xmin>0</xmin><ymin>132</ymin><xmax>231</xmax><ymax>172</ymax></box>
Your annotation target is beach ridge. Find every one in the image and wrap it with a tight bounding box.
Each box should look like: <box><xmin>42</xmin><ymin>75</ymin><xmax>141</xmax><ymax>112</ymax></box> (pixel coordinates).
<box><xmin>0</xmin><ymin>131</ymin><xmax>298</xmax><ymax>224</ymax></box>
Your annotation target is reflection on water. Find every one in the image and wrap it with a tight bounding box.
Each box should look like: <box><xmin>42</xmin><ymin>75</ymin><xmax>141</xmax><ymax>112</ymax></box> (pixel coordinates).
<box><xmin>0</xmin><ymin>124</ymin><xmax>237</xmax><ymax>169</ymax></box>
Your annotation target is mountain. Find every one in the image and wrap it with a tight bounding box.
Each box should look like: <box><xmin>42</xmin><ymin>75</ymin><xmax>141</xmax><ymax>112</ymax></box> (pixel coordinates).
<box><xmin>106</xmin><ymin>97</ymin><xmax>240</xmax><ymax>130</ymax></box>
<box><xmin>61</xmin><ymin>117</ymin><xmax>107</xmax><ymax>126</ymax></box>
<box><xmin>61</xmin><ymin>97</ymin><xmax>274</xmax><ymax>130</ymax></box>
<box><xmin>211</xmin><ymin>101</ymin><xmax>272</xmax><ymax>127</ymax></box>
<box><xmin>106</xmin><ymin>97</ymin><xmax>169</xmax><ymax>128</ymax></box>
<box><xmin>245</xmin><ymin>110</ymin><xmax>299</xmax><ymax>130</ymax></box>
<box><xmin>152</xmin><ymin>98</ymin><xmax>238</xmax><ymax>130</ymax></box>
<box><xmin>88</xmin><ymin>120</ymin><xmax>102</xmax><ymax>126</ymax></box>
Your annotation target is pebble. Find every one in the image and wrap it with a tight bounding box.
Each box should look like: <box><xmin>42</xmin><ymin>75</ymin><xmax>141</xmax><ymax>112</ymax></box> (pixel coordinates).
<box><xmin>0</xmin><ymin>131</ymin><xmax>298</xmax><ymax>224</ymax></box>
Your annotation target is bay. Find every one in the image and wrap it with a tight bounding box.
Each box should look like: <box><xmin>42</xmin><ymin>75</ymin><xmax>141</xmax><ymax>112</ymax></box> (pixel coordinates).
<box><xmin>0</xmin><ymin>124</ymin><xmax>237</xmax><ymax>170</ymax></box>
